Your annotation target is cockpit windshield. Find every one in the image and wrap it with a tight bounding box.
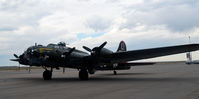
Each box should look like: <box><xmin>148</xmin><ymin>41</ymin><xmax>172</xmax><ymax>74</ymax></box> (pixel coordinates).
<box><xmin>47</xmin><ymin>42</ymin><xmax>70</xmax><ymax>49</ymax></box>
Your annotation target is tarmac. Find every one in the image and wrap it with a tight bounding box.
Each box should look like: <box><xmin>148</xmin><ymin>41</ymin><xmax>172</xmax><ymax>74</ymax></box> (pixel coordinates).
<box><xmin>0</xmin><ymin>63</ymin><xmax>199</xmax><ymax>99</ymax></box>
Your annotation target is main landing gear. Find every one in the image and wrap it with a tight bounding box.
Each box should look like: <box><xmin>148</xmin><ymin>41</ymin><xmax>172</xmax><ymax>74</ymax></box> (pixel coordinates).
<box><xmin>43</xmin><ymin>69</ymin><xmax>52</xmax><ymax>80</ymax></box>
<box><xmin>79</xmin><ymin>69</ymin><xmax>88</xmax><ymax>80</ymax></box>
<box><xmin>42</xmin><ymin>67</ymin><xmax>89</xmax><ymax>80</ymax></box>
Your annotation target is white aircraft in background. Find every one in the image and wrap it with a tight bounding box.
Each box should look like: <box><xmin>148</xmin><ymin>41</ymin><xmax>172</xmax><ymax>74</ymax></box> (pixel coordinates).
<box><xmin>185</xmin><ymin>36</ymin><xmax>199</xmax><ymax>64</ymax></box>
<box><xmin>186</xmin><ymin>52</ymin><xmax>199</xmax><ymax>64</ymax></box>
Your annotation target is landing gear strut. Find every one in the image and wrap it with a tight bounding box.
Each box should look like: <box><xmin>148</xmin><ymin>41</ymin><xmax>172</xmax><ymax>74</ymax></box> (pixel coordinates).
<box><xmin>43</xmin><ymin>70</ymin><xmax>52</xmax><ymax>80</ymax></box>
<box><xmin>113</xmin><ymin>70</ymin><xmax>117</xmax><ymax>75</ymax></box>
<box><xmin>79</xmin><ymin>69</ymin><xmax>88</xmax><ymax>80</ymax></box>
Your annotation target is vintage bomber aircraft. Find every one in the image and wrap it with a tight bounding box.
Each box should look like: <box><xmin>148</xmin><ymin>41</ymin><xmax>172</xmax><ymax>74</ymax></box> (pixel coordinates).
<box><xmin>11</xmin><ymin>41</ymin><xmax>199</xmax><ymax>80</ymax></box>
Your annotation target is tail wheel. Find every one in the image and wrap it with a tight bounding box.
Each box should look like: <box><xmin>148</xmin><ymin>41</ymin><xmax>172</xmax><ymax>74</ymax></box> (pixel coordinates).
<box><xmin>43</xmin><ymin>70</ymin><xmax>52</xmax><ymax>80</ymax></box>
<box><xmin>79</xmin><ymin>69</ymin><xmax>88</xmax><ymax>80</ymax></box>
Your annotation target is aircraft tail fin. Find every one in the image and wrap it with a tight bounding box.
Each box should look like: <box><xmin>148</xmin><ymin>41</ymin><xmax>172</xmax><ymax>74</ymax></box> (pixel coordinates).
<box><xmin>117</xmin><ymin>41</ymin><xmax>127</xmax><ymax>52</ymax></box>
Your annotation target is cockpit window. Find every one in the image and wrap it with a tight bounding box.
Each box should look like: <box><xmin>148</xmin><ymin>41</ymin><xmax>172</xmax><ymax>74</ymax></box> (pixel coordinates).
<box><xmin>47</xmin><ymin>42</ymin><xmax>68</xmax><ymax>49</ymax></box>
<box><xmin>47</xmin><ymin>44</ymin><xmax>60</xmax><ymax>49</ymax></box>
<box><xmin>27</xmin><ymin>47</ymin><xmax>33</xmax><ymax>53</ymax></box>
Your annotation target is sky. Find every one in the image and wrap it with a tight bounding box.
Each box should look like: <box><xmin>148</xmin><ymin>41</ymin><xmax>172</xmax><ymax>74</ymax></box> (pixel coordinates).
<box><xmin>0</xmin><ymin>0</ymin><xmax>199</xmax><ymax>66</ymax></box>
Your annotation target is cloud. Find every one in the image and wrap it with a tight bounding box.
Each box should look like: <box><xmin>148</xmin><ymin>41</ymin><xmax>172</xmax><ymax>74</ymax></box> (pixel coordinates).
<box><xmin>86</xmin><ymin>15</ymin><xmax>112</xmax><ymax>32</ymax></box>
<box><xmin>0</xmin><ymin>0</ymin><xmax>199</xmax><ymax>66</ymax></box>
<box><xmin>121</xmin><ymin>0</ymin><xmax>199</xmax><ymax>31</ymax></box>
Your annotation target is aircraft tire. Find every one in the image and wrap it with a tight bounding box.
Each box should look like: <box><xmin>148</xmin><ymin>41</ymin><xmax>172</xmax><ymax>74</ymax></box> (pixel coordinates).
<box><xmin>79</xmin><ymin>69</ymin><xmax>88</xmax><ymax>80</ymax></box>
<box><xmin>43</xmin><ymin>70</ymin><xmax>52</xmax><ymax>80</ymax></box>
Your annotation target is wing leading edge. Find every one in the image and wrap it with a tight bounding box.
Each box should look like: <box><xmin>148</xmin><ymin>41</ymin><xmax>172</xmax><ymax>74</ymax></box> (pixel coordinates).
<box><xmin>110</xmin><ymin>44</ymin><xmax>199</xmax><ymax>62</ymax></box>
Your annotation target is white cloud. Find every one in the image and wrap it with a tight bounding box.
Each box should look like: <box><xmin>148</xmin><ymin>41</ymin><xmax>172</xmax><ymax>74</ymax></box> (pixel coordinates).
<box><xmin>121</xmin><ymin>0</ymin><xmax>199</xmax><ymax>31</ymax></box>
<box><xmin>0</xmin><ymin>0</ymin><xmax>199</xmax><ymax>66</ymax></box>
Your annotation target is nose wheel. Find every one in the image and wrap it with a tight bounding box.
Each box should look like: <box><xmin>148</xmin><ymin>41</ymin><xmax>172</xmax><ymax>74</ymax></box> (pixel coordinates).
<box><xmin>43</xmin><ymin>70</ymin><xmax>52</xmax><ymax>80</ymax></box>
<box><xmin>79</xmin><ymin>69</ymin><xmax>88</xmax><ymax>80</ymax></box>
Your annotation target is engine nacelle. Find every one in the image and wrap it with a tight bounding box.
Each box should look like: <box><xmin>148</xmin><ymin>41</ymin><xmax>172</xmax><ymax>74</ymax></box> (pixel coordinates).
<box><xmin>100</xmin><ymin>48</ymin><xmax>113</xmax><ymax>56</ymax></box>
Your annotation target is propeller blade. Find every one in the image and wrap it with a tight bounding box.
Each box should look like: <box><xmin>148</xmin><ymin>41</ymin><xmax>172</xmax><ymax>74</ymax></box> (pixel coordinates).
<box><xmin>83</xmin><ymin>46</ymin><xmax>92</xmax><ymax>52</ymax></box>
<box><xmin>63</xmin><ymin>47</ymin><xmax>76</xmax><ymax>56</ymax></box>
<box><xmin>10</xmin><ymin>59</ymin><xmax>19</xmax><ymax>61</ymax></box>
<box><xmin>13</xmin><ymin>54</ymin><xmax>18</xmax><ymax>58</ymax></box>
<box><xmin>99</xmin><ymin>41</ymin><xmax>107</xmax><ymax>49</ymax></box>
<box><xmin>68</xmin><ymin>47</ymin><xmax>75</xmax><ymax>54</ymax></box>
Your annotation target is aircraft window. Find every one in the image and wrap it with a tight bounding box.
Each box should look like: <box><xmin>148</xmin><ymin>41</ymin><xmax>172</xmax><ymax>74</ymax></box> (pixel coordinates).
<box><xmin>27</xmin><ymin>47</ymin><xmax>33</xmax><ymax>53</ymax></box>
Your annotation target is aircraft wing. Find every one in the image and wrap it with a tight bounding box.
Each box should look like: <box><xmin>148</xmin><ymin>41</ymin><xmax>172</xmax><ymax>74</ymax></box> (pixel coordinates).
<box><xmin>109</xmin><ymin>44</ymin><xmax>199</xmax><ymax>62</ymax></box>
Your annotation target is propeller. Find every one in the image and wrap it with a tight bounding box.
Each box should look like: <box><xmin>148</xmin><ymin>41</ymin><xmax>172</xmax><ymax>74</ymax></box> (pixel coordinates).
<box><xmin>10</xmin><ymin>54</ymin><xmax>20</xmax><ymax>62</ymax></box>
<box><xmin>82</xmin><ymin>46</ymin><xmax>92</xmax><ymax>52</ymax></box>
<box><xmin>10</xmin><ymin>54</ymin><xmax>22</xmax><ymax>71</ymax></box>
<box><xmin>11</xmin><ymin>54</ymin><xmax>26</xmax><ymax>65</ymax></box>
<box><xmin>10</xmin><ymin>59</ymin><xmax>20</xmax><ymax>61</ymax></box>
<box><xmin>14</xmin><ymin>54</ymin><xmax>19</xmax><ymax>58</ymax></box>
<box><xmin>83</xmin><ymin>41</ymin><xmax>107</xmax><ymax>56</ymax></box>
<box><xmin>98</xmin><ymin>41</ymin><xmax>107</xmax><ymax>50</ymax></box>
<box><xmin>63</xmin><ymin>47</ymin><xmax>76</xmax><ymax>57</ymax></box>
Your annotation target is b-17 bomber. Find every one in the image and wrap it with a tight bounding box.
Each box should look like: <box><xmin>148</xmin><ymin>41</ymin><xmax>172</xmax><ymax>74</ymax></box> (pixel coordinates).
<box><xmin>11</xmin><ymin>41</ymin><xmax>199</xmax><ymax>80</ymax></box>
